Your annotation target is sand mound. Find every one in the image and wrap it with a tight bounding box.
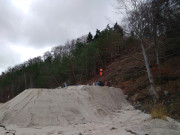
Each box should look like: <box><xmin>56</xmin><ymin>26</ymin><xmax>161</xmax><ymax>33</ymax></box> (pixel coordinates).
<box><xmin>0</xmin><ymin>85</ymin><xmax>180</xmax><ymax>135</ymax></box>
<box><xmin>0</xmin><ymin>85</ymin><xmax>131</xmax><ymax>127</ymax></box>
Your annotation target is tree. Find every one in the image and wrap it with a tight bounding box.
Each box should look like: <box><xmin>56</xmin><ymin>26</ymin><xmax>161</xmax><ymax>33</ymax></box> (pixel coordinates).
<box><xmin>113</xmin><ymin>22</ymin><xmax>124</xmax><ymax>36</ymax></box>
<box><xmin>94</xmin><ymin>29</ymin><xmax>101</xmax><ymax>40</ymax></box>
<box><xmin>87</xmin><ymin>32</ymin><xmax>93</xmax><ymax>43</ymax></box>
<box><xmin>43</xmin><ymin>51</ymin><xmax>52</xmax><ymax>63</ymax></box>
<box><xmin>164</xmin><ymin>0</ymin><xmax>180</xmax><ymax>55</ymax></box>
<box><xmin>117</xmin><ymin>0</ymin><xmax>159</xmax><ymax>101</ymax></box>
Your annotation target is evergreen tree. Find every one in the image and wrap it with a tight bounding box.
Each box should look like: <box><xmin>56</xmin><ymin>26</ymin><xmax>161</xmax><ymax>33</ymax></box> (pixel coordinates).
<box><xmin>87</xmin><ymin>32</ymin><xmax>93</xmax><ymax>43</ymax></box>
<box><xmin>94</xmin><ymin>29</ymin><xmax>101</xmax><ymax>40</ymax></box>
<box><xmin>113</xmin><ymin>22</ymin><xmax>124</xmax><ymax>36</ymax></box>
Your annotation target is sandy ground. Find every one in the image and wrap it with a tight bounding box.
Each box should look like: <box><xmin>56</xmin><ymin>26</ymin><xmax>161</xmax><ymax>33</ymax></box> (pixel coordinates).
<box><xmin>0</xmin><ymin>85</ymin><xmax>180</xmax><ymax>135</ymax></box>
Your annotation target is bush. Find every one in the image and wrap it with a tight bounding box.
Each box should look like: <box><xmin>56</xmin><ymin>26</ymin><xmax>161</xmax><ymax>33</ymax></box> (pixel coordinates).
<box><xmin>151</xmin><ymin>103</ymin><xmax>167</xmax><ymax>121</ymax></box>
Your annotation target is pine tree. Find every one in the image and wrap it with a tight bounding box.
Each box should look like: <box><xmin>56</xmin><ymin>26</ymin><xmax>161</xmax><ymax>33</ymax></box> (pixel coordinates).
<box><xmin>87</xmin><ymin>32</ymin><xmax>93</xmax><ymax>43</ymax></box>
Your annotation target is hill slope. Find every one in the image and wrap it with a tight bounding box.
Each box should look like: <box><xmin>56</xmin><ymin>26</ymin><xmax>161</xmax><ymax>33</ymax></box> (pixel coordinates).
<box><xmin>87</xmin><ymin>47</ymin><xmax>180</xmax><ymax>119</ymax></box>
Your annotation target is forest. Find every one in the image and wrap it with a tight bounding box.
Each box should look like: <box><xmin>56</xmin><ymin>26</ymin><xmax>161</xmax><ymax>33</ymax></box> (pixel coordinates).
<box><xmin>0</xmin><ymin>0</ymin><xmax>179</xmax><ymax>116</ymax></box>
<box><xmin>0</xmin><ymin>23</ymin><xmax>125</xmax><ymax>101</ymax></box>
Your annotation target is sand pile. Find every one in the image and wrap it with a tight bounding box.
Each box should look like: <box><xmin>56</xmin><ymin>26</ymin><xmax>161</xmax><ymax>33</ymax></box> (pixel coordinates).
<box><xmin>0</xmin><ymin>85</ymin><xmax>180</xmax><ymax>135</ymax></box>
<box><xmin>0</xmin><ymin>85</ymin><xmax>131</xmax><ymax>127</ymax></box>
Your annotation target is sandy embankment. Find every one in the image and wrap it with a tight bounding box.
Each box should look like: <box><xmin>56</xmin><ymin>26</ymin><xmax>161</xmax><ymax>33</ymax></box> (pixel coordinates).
<box><xmin>0</xmin><ymin>103</ymin><xmax>3</xmax><ymax>108</ymax></box>
<box><xmin>0</xmin><ymin>85</ymin><xmax>180</xmax><ymax>135</ymax></box>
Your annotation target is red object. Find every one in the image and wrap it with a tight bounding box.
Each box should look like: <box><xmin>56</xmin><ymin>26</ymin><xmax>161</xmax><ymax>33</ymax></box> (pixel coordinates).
<box><xmin>99</xmin><ymin>68</ymin><xmax>103</xmax><ymax>76</ymax></box>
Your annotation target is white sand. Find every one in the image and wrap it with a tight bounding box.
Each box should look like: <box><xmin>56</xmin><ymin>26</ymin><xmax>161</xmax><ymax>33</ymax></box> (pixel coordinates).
<box><xmin>0</xmin><ymin>85</ymin><xmax>179</xmax><ymax>135</ymax></box>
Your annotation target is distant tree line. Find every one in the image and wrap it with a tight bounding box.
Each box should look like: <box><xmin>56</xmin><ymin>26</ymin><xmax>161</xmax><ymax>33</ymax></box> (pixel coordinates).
<box><xmin>0</xmin><ymin>23</ymin><xmax>126</xmax><ymax>102</ymax></box>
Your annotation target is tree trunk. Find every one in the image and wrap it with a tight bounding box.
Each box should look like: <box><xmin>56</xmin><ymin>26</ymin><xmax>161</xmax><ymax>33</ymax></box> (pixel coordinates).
<box><xmin>24</xmin><ymin>73</ymin><xmax>27</xmax><ymax>89</ymax></box>
<box><xmin>30</xmin><ymin>76</ymin><xmax>33</xmax><ymax>88</ymax></box>
<box><xmin>154</xmin><ymin>27</ymin><xmax>160</xmax><ymax>66</ymax></box>
<box><xmin>152</xmin><ymin>0</ymin><xmax>161</xmax><ymax>71</ymax></box>
<box><xmin>86</xmin><ymin>56</ymin><xmax>88</xmax><ymax>80</ymax></box>
<box><xmin>141</xmin><ymin>40</ymin><xmax>159</xmax><ymax>101</ymax></box>
<box><xmin>11</xmin><ymin>83</ymin><xmax>14</xmax><ymax>98</ymax></box>
<box><xmin>154</xmin><ymin>34</ymin><xmax>161</xmax><ymax>79</ymax></box>
<box><xmin>93</xmin><ymin>65</ymin><xmax>96</xmax><ymax>77</ymax></box>
<box><xmin>154</xmin><ymin>26</ymin><xmax>161</xmax><ymax>79</ymax></box>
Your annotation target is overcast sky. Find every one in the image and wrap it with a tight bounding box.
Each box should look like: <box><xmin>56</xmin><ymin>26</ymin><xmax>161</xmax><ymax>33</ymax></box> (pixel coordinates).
<box><xmin>0</xmin><ymin>0</ymin><xmax>121</xmax><ymax>74</ymax></box>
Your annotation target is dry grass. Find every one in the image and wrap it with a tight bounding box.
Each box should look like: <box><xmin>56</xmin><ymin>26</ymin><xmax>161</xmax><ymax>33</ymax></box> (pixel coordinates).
<box><xmin>151</xmin><ymin>103</ymin><xmax>167</xmax><ymax>121</ymax></box>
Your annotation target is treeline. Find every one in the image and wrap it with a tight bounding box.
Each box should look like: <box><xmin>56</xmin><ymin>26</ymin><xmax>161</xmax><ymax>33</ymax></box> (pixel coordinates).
<box><xmin>0</xmin><ymin>0</ymin><xmax>179</xmax><ymax>102</ymax></box>
<box><xmin>0</xmin><ymin>23</ymin><xmax>126</xmax><ymax>102</ymax></box>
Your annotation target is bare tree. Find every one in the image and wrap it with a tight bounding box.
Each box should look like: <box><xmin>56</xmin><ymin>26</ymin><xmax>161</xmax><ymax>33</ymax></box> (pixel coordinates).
<box><xmin>150</xmin><ymin>0</ymin><xmax>165</xmax><ymax>70</ymax></box>
<box><xmin>117</xmin><ymin>0</ymin><xmax>159</xmax><ymax>101</ymax></box>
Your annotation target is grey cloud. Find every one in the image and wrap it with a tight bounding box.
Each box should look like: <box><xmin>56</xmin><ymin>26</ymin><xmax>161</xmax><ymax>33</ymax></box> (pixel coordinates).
<box><xmin>0</xmin><ymin>0</ymin><xmax>119</xmax><ymax>72</ymax></box>
<box><xmin>0</xmin><ymin>0</ymin><xmax>22</xmax><ymax>42</ymax></box>
<box><xmin>21</xmin><ymin>0</ymin><xmax>116</xmax><ymax>47</ymax></box>
<box><xmin>0</xmin><ymin>41</ymin><xmax>21</xmax><ymax>73</ymax></box>
<box><xmin>0</xmin><ymin>0</ymin><xmax>118</xmax><ymax>48</ymax></box>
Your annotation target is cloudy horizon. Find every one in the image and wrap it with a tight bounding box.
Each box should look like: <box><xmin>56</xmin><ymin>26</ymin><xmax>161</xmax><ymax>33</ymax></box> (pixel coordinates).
<box><xmin>0</xmin><ymin>0</ymin><xmax>121</xmax><ymax>74</ymax></box>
